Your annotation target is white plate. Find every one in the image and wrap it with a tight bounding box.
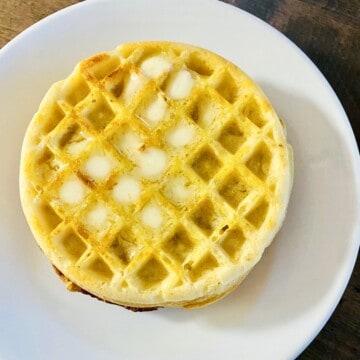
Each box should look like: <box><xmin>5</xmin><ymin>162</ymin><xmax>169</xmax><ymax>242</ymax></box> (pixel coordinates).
<box><xmin>0</xmin><ymin>0</ymin><xmax>359</xmax><ymax>359</ymax></box>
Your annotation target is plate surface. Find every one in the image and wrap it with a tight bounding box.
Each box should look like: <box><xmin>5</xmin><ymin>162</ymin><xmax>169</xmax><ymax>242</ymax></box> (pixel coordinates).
<box><xmin>0</xmin><ymin>0</ymin><xmax>359</xmax><ymax>359</ymax></box>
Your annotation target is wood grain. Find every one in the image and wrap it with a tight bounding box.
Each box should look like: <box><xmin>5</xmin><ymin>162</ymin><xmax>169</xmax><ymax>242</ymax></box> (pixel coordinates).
<box><xmin>0</xmin><ymin>1</ymin><xmax>358</xmax><ymax>359</ymax></box>
<box><xmin>0</xmin><ymin>0</ymin><xmax>80</xmax><ymax>47</ymax></box>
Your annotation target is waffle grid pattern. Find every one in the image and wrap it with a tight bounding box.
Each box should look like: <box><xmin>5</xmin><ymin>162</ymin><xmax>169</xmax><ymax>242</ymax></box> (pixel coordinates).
<box><xmin>23</xmin><ymin>43</ymin><xmax>287</xmax><ymax>301</ymax></box>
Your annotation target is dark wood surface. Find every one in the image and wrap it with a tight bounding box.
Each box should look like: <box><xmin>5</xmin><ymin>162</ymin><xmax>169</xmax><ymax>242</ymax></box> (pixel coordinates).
<box><xmin>0</xmin><ymin>0</ymin><xmax>358</xmax><ymax>359</ymax></box>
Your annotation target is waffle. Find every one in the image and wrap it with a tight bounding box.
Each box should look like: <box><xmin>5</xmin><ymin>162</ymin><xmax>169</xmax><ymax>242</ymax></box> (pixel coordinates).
<box><xmin>20</xmin><ymin>42</ymin><xmax>293</xmax><ymax>309</ymax></box>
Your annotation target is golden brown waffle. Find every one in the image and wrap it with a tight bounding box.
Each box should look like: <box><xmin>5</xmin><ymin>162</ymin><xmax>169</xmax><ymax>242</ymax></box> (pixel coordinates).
<box><xmin>20</xmin><ymin>42</ymin><xmax>293</xmax><ymax>309</ymax></box>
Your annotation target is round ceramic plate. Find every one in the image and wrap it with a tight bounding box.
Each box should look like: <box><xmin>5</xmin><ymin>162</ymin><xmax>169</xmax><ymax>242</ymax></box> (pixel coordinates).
<box><xmin>0</xmin><ymin>0</ymin><xmax>359</xmax><ymax>359</ymax></box>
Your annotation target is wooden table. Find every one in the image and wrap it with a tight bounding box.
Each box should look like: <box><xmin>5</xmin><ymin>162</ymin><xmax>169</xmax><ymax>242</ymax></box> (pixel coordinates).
<box><xmin>1</xmin><ymin>1</ymin><xmax>358</xmax><ymax>358</ymax></box>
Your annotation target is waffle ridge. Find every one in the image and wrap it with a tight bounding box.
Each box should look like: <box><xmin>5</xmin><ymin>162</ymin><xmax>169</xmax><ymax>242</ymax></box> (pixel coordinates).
<box><xmin>20</xmin><ymin>42</ymin><xmax>292</xmax><ymax>308</ymax></box>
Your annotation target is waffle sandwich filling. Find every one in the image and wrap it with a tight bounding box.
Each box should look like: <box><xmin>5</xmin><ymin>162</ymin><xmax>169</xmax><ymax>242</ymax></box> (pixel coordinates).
<box><xmin>20</xmin><ymin>42</ymin><xmax>293</xmax><ymax>309</ymax></box>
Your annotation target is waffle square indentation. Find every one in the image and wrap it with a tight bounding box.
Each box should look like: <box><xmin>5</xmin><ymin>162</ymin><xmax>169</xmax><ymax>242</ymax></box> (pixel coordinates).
<box><xmin>83</xmin><ymin>95</ymin><xmax>115</xmax><ymax>131</ymax></box>
<box><xmin>41</xmin><ymin>102</ymin><xmax>65</xmax><ymax>135</ymax></box>
<box><xmin>109</xmin><ymin>228</ymin><xmax>139</xmax><ymax>265</ymax></box>
<box><xmin>191</xmin><ymin>199</ymin><xmax>220</xmax><ymax>236</ymax></box>
<box><xmin>185</xmin><ymin>53</ymin><xmax>214</xmax><ymax>76</ymax></box>
<box><xmin>215</xmin><ymin>71</ymin><xmax>238</xmax><ymax>104</ymax></box>
<box><xmin>245</xmin><ymin>200</ymin><xmax>269</xmax><ymax>228</ymax></box>
<box><xmin>220</xmin><ymin>227</ymin><xmax>245</xmax><ymax>260</ymax></box>
<box><xmin>217</xmin><ymin>120</ymin><xmax>244</xmax><ymax>154</ymax></box>
<box><xmin>218</xmin><ymin>171</ymin><xmax>249</xmax><ymax>209</ymax></box>
<box><xmin>163</xmin><ymin>226</ymin><xmax>194</xmax><ymax>263</ymax></box>
<box><xmin>35</xmin><ymin>198</ymin><xmax>62</xmax><ymax>232</ymax></box>
<box><xmin>55</xmin><ymin>228</ymin><xmax>87</xmax><ymax>262</ymax></box>
<box><xmin>85</xmin><ymin>54</ymin><xmax>120</xmax><ymax>80</ymax></box>
<box><xmin>190</xmin><ymin>146</ymin><xmax>222</xmax><ymax>182</ymax></box>
<box><xmin>245</xmin><ymin>142</ymin><xmax>272</xmax><ymax>181</ymax></box>
<box><xmin>187</xmin><ymin>252</ymin><xmax>218</xmax><ymax>281</ymax></box>
<box><xmin>64</xmin><ymin>74</ymin><xmax>90</xmax><ymax>106</ymax></box>
<box><xmin>242</xmin><ymin>97</ymin><xmax>267</xmax><ymax>128</ymax></box>
<box><xmin>51</xmin><ymin>122</ymin><xmax>91</xmax><ymax>156</ymax></box>
<box><xmin>136</xmin><ymin>257</ymin><xmax>168</xmax><ymax>289</ymax></box>
<box><xmin>85</xmin><ymin>255</ymin><xmax>113</xmax><ymax>280</ymax></box>
<box><xmin>187</xmin><ymin>94</ymin><xmax>223</xmax><ymax>128</ymax></box>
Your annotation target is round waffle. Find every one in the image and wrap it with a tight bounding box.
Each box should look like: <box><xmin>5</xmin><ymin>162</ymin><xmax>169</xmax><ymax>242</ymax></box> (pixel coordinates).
<box><xmin>20</xmin><ymin>42</ymin><xmax>293</xmax><ymax>309</ymax></box>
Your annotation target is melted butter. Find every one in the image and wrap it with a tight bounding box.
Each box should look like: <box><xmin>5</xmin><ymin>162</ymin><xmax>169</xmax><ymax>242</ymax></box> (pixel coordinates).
<box><xmin>59</xmin><ymin>178</ymin><xmax>87</xmax><ymax>204</ymax></box>
<box><xmin>117</xmin><ymin>132</ymin><xmax>144</xmax><ymax>159</ymax></box>
<box><xmin>140</xmin><ymin>55</ymin><xmax>172</xmax><ymax>78</ymax></box>
<box><xmin>84</xmin><ymin>154</ymin><xmax>114</xmax><ymax>181</ymax></box>
<box><xmin>66</xmin><ymin>138</ymin><xmax>89</xmax><ymax>156</ymax></box>
<box><xmin>164</xmin><ymin>176</ymin><xmax>194</xmax><ymax>204</ymax></box>
<box><xmin>143</xmin><ymin>95</ymin><xmax>167</xmax><ymax>126</ymax></box>
<box><xmin>113</xmin><ymin>176</ymin><xmax>141</xmax><ymax>204</ymax></box>
<box><xmin>141</xmin><ymin>204</ymin><xmax>163</xmax><ymax>228</ymax></box>
<box><xmin>166</xmin><ymin>121</ymin><xmax>196</xmax><ymax>147</ymax></box>
<box><xmin>122</xmin><ymin>73</ymin><xmax>145</xmax><ymax>104</ymax></box>
<box><xmin>86</xmin><ymin>204</ymin><xmax>108</xmax><ymax>230</ymax></box>
<box><xmin>136</xmin><ymin>148</ymin><xmax>167</xmax><ymax>179</ymax></box>
<box><xmin>165</xmin><ymin>70</ymin><xmax>194</xmax><ymax>99</ymax></box>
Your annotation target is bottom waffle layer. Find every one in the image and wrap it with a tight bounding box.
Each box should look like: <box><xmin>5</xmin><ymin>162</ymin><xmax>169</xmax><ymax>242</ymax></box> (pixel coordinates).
<box><xmin>53</xmin><ymin>264</ymin><xmax>246</xmax><ymax>310</ymax></box>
